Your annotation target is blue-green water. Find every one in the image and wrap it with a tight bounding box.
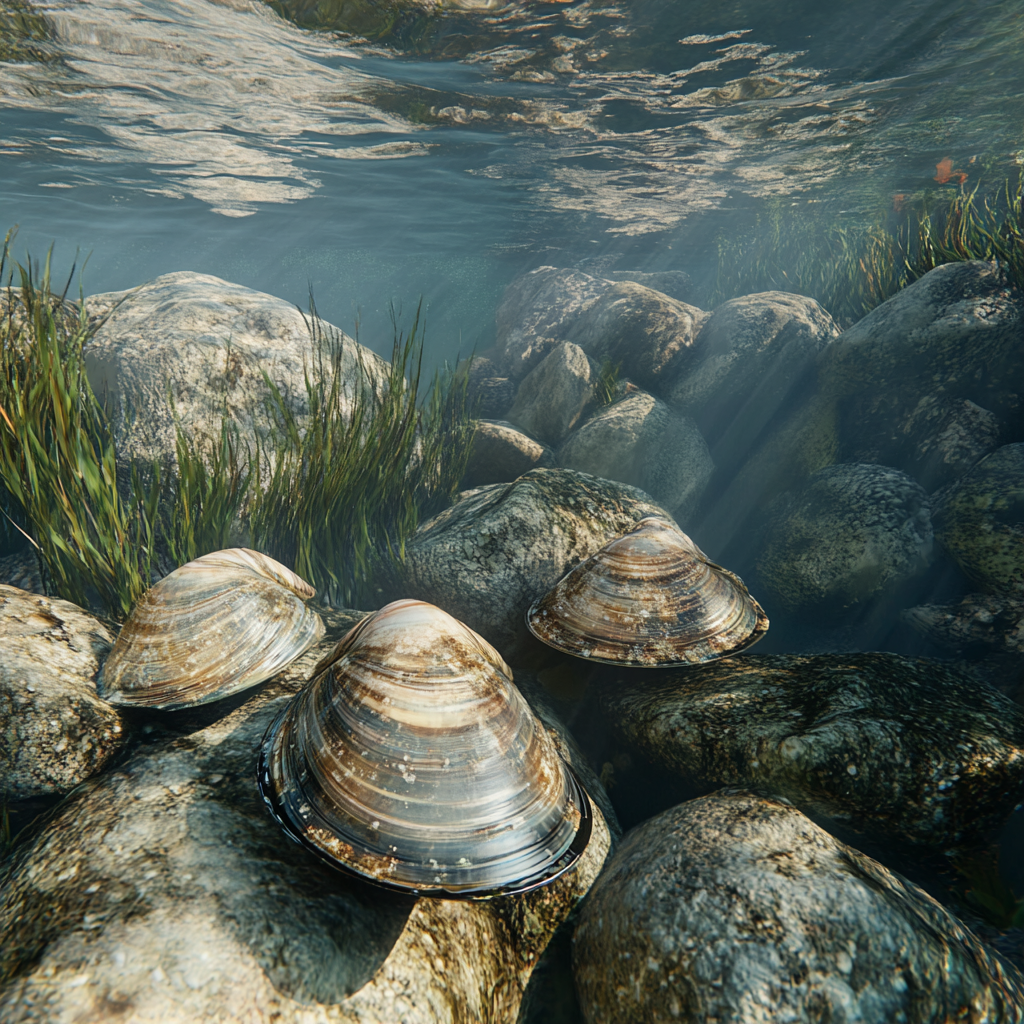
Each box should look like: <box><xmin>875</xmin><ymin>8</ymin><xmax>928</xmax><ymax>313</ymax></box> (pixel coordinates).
<box><xmin>1</xmin><ymin>0</ymin><xmax>1021</xmax><ymax>362</ymax></box>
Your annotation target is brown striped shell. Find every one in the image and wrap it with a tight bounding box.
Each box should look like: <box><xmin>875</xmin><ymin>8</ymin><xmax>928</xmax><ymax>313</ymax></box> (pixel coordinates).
<box><xmin>526</xmin><ymin>517</ymin><xmax>768</xmax><ymax>666</ymax></box>
<box><xmin>97</xmin><ymin>549</ymin><xmax>324</xmax><ymax>710</ymax></box>
<box><xmin>257</xmin><ymin>599</ymin><xmax>592</xmax><ymax>898</ymax></box>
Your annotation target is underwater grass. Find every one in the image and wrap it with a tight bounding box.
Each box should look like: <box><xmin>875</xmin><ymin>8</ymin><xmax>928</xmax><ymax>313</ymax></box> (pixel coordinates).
<box><xmin>246</xmin><ymin>301</ymin><xmax>473</xmax><ymax>608</ymax></box>
<box><xmin>0</xmin><ymin>233</ymin><xmax>158</xmax><ymax>619</ymax></box>
<box><xmin>709</xmin><ymin>173</ymin><xmax>1024</xmax><ymax>325</ymax></box>
<box><xmin>595</xmin><ymin>359</ymin><xmax>622</xmax><ymax>407</ymax></box>
<box><xmin>1</xmin><ymin>230</ymin><xmax>473</xmax><ymax>617</ymax></box>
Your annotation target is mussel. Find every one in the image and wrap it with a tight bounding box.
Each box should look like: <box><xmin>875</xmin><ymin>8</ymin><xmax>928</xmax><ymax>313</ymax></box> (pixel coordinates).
<box><xmin>98</xmin><ymin>548</ymin><xmax>324</xmax><ymax>710</ymax></box>
<box><xmin>257</xmin><ymin>599</ymin><xmax>592</xmax><ymax>898</ymax></box>
<box><xmin>526</xmin><ymin>516</ymin><xmax>768</xmax><ymax>666</ymax></box>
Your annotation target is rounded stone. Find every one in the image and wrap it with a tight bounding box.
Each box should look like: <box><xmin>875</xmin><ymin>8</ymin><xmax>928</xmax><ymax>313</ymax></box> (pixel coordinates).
<box><xmin>573</xmin><ymin>790</ymin><xmax>1024</xmax><ymax>1024</ymax></box>
<box><xmin>462</xmin><ymin>419</ymin><xmax>554</xmax><ymax>488</ymax></box>
<box><xmin>396</xmin><ymin>468</ymin><xmax>672</xmax><ymax>657</ymax></box>
<box><xmin>596</xmin><ymin>652</ymin><xmax>1024</xmax><ymax>848</ymax></box>
<box><xmin>934</xmin><ymin>443</ymin><xmax>1024</xmax><ymax>594</ymax></box>
<box><xmin>756</xmin><ymin>463</ymin><xmax>932</xmax><ymax>612</ymax></box>
<box><xmin>0</xmin><ymin>586</ymin><xmax>124</xmax><ymax>799</ymax></box>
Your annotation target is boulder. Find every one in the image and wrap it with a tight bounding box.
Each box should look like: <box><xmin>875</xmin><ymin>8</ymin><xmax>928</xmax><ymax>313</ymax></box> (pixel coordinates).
<box><xmin>573</xmin><ymin>790</ymin><xmax>1024</xmax><ymax>1024</ymax></box>
<box><xmin>396</xmin><ymin>468</ymin><xmax>671</xmax><ymax>657</ymax></box>
<box><xmin>0</xmin><ymin>551</ymin><xmax>43</xmax><ymax>595</ymax></box>
<box><xmin>668</xmin><ymin>291</ymin><xmax>839</xmax><ymax>452</ymax></box>
<box><xmin>843</xmin><ymin>392</ymin><xmax>1004</xmax><ymax>491</ymax></box>
<box><xmin>596</xmin><ymin>652</ymin><xmax>1024</xmax><ymax>848</ymax></box>
<box><xmin>903</xmin><ymin>593</ymin><xmax>1024</xmax><ymax>657</ymax></box>
<box><xmin>556</xmin><ymin>390</ymin><xmax>713</xmax><ymax>525</ymax></box>
<box><xmin>506</xmin><ymin>341</ymin><xmax>596</xmax><ymax>447</ymax></box>
<box><xmin>495</xmin><ymin>267</ymin><xmax>611</xmax><ymax>381</ymax></box>
<box><xmin>566</xmin><ymin>281</ymin><xmax>708</xmax><ymax>393</ymax></box>
<box><xmin>462</xmin><ymin>419</ymin><xmax>554</xmax><ymax>488</ymax></box>
<box><xmin>0</xmin><ymin>586</ymin><xmax>124</xmax><ymax>800</ymax></box>
<box><xmin>82</xmin><ymin>272</ymin><xmax>386</xmax><ymax>477</ymax></box>
<box><xmin>0</xmin><ymin>632</ymin><xmax>613</xmax><ymax>1024</ymax></box>
<box><xmin>934</xmin><ymin>443</ymin><xmax>1024</xmax><ymax>594</ymax></box>
<box><xmin>756</xmin><ymin>463</ymin><xmax>932</xmax><ymax>612</ymax></box>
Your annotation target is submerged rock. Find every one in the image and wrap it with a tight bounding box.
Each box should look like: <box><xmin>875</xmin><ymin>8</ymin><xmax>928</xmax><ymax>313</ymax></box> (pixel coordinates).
<box><xmin>597</xmin><ymin>652</ymin><xmax>1024</xmax><ymax>848</ymax></box>
<box><xmin>556</xmin><ymin>390</ymin><xmax>713</xmax><ymax>525</ymax></box>
<box><xmin>669</xmin><ymin>290</ymin><xmax>838</xmax><ymax>452</ymax></box>
<box><xmin>507</xmin><ymin>341</ymin><xmax>596</xmax><ymax>446</ymax></box>
<box><xmin>903</xmin><ymin>593</ymin><xmax>1024</xmax><ymax>657</ymax></box>
<box><xmin>495</xmin><ymin>267</ymin><xmax>611</xmax><ymax>381</ymax></box>
<box><xmin>934</xmin><ymin>443</ymin><xmax>1024</xmax><ymax>594</ymax></box>
<box><xmin>83</xmin><ymin>272</ymin><xmax>386</xmax><ymax>479</ymax></box>
<box><xmin>565</xmin><ymin>280</ymin><xmax>708</xmax><ymax>393</ymax></box>
<box><xmin>606</xmin><ymin>269</ymin><xmax>693</xmax><ymax>301</ymax></box>
<box><xmin>573</xmin><ymin>790</ymin><xmax>1024</xmax><ymax>1024</ymax></box>
<box><xmin>756</xmin><ymin>463</ymin><xmax>932</xmax><ymax>612</ymax></box>
<box><xmin>0</xmin><ymin>641</ymin><xmax>612</xmax><ymax>1024</ymax></box>
<box><xmin>0</xmin><ymin>586</ymin><xmax>123</xmax><ymax>800</ymax></box>
<box><xmin>462</xmin><ymin>419</ymin><xmax>554</xmax><ymax>488</ymax></box>
<box><xmin>397</xmin><ymin>468</ymin><xmax>670</xmax><ymax>656</ymax></box>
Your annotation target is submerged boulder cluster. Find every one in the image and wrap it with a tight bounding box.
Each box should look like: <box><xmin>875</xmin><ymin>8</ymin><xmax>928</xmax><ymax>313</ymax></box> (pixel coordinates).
<box><xmin>1</xmin><ymin>261</ymin><xmax>1023</xmax><ymax>1023</ymax></box>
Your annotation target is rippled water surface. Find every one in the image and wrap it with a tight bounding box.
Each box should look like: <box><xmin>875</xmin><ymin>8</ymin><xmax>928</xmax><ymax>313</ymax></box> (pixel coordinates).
<box><xmin>1</xmin><ymin>0</ymin><xmax>1021</xmax><ymax>356</ymax></box>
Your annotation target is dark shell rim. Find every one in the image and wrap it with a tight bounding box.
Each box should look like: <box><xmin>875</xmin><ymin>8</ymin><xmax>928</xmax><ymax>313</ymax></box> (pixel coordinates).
<box><xmin>255</xmin><ymin>704</ymin><xmax>594</xmax><ymax>901</ymax></box>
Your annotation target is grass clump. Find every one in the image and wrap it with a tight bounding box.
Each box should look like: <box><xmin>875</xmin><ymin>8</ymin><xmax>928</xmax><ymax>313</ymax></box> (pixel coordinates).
<box><xmin>0</xmin><ymin>233</ymin><xmax>158</xmax><ymax>619</ymax></box>
<box><xmin>248</xmin><ymin>302</ymin><xmax>472</xmax><ymax>608</ymax></box>
<box><xmin>709</xmin><ymin>173</ymin><xmax>1024</xmax><ymax>325</ymax></box>
<box><xmin>0</xmin><ymin>229</ymin><xmax>473</xmax><ymax>617</ymax></box>
<box><xmin>595</xmin><ymin>359</ymin><xmax>622</xmax><ymax>407</ymax></box>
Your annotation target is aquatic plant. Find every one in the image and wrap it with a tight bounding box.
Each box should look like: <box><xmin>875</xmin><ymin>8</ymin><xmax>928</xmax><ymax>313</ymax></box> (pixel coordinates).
<box><xmin>1</xmin><ymin>230</ymin><xmax>473</xmax><ymax>617</ymax></box>
<box><xmin>710</xmin><ymin>173</ymin><xmax>1024</xmax><ymax>325</ymax></box>
<box><xmin>595</xmin><ymin>359</ymin><xmax>622</xmax><ymax>407</ymax></box>
<box><xmin>0</xmin><ymin>234</ymin><xmax>158</xmax><ymax>620</ymax></box>
<box><xmin>247</xmin><ymin>302</ymin><xmax>473</xmax><ymax>608</ymax></box>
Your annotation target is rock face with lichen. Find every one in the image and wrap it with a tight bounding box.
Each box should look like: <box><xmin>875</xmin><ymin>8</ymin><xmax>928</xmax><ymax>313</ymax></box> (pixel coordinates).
<box><xmin>556</xmin><ymin>390</ymin><xmax>713</xmax><ymax>525</ymax></box>
<box><xmin>934</xmin><ymin>443</ymin><xmax>1024</xmax><ymax>594</ymax></box>
<box><xmin>0</xmin><ymin>585</ymin><xmax>124</xmax><ymax>799</ymax></box>
<box><xmin>83</xmin><ymin>272</ymin><xmax>386</xmax><ymax>479</ymax></box>
<box><xmin>0</xmin><ymin>633</ymin><xmax>612</xmax><ymax>1024</ymax></box>
<box><xmin>573</xmin><ymin>790</ymin><xmax>1024</xmax><ymax>1024</ymax></box>
<box><xmin>756</xmin><ymin>462</ymin><xmax>932</xmax><ymax>612</ymax></box>
<box><xmin>903</xmin><ymin>593</ymin><xmax>1024</xmax><ymax>657</ymax></box>
<box><xmin>597</xmin><ymin>652</ymin><xmax>1024</xmax><ymax>848</ymax></box>
<box><xmin>397</xmin><ymin>468</ymin><xmax>671</xmax><ymax>656</ymax></box>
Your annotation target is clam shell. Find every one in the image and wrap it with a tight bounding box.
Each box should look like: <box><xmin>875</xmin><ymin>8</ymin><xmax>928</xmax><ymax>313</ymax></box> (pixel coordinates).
<box><xmin>526</xmin><ymin>517</ymin><xmax>768</xmax><ymax>666</ymax></box>
<box><xmin>98</xmin><ymin>549</ymin><xmax>324</xmax><ymax>710</ymax></box>
<box><xmin>257</xmin><ymin>599</ymin><xmax>592</xmax><ymax>898</ymax></box>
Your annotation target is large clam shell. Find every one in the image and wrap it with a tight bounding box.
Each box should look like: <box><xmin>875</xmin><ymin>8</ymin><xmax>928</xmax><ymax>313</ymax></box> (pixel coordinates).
<box><xmin>257</xmin><ymin>599</ymin><xmax>592</xmax><ymax>898</ymax></box>
<box><xmin>98</xmin><ymin>549</ymin><xmax>324</xmax><ymax>710</ymax></box>
<box><xmin>526</xmin><ymin>517</ymin><xmax>768</xmax><ymax>666</ymax></box>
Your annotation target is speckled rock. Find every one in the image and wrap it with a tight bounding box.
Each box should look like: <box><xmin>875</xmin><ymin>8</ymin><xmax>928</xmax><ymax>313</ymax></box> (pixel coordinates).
<box><xmin>0</xmin><ymin>586</ymin><xmax>124</xmax><ymax>800</ymax></box>
<box><xmin>556</xmin><ymin>390</ymin><xmax>713</xmax><ymax>525</ymax></box>
<box><xmin>573</xmin><ymin>790</ymin><xmax>1024</xmax><ymax>1024</ymax></box>
<box><xmin>756</xmin><ymin>463</ymin><xmax>932</xmax><ymax>612</ymax></box>
<box><xmin>462</xmin><ymin>419</ymin><xmax>554</xmax><ymax>488</ymax></box>
<box><xmin>466</xmin><ymin>356</ymin><xmax>515</xmax><ymax>419</ymax></box>
<box><xmin>565</xmin><ymin>281</ymin><xmax>709</xmax><ymax>393</ymax></box>
<box><xmin>396</xmin><ymin>468</ymin><xmax>671</xmax><ymax>656</ymax></box>
<box><xmin>934</xmin><ymin>443</ymin><xmax>1024</xmax><ymax>594</ymax></box>
<box><xmin>506</xmin><ymin>341</ymin><xmax>598</xmax><ymax>448</ymax></box>
<box><xmin>842</xmin><ymin>393</ymin><xmax>1004</xmax><ymax>491</ymax></box>
<box><xmin>822</xmin><ymin>261</ymin><xmax>1024</xmax><ymax>414</ymax></box>
<box><xmin>83</xmin><ymin>272</ymin><xmax>386</xmax><ymax>477</ymax></box>
<box><xmin>903</xmin><ymin>593</ymin><xmax>1024</xmax><ymax>657</ymax></box>
<box><xmin>669</xmin><ymin>291</ymin><xmax>839</xmax><ymax>451</ymax></box>
<box><xmin>0</xmin><ymin>632</ymin><xmax>613</xmax><ymax>1024</ymax></box>
<box><xmin>597</xmin><ymin>652</ymin><xmax>1024</xmax><ymax>848</ymax></box>
<box><xmin>495</xmin><ymin>267</ymin><xmax>612</xmax><ymax>381</ymax></box>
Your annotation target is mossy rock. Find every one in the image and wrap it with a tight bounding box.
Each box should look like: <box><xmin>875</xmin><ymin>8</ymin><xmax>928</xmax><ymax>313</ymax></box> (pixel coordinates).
<box><xmin>934</xmin><ymin>443</ymin><xmax>1024</xmax><ymax>594</ymax></box>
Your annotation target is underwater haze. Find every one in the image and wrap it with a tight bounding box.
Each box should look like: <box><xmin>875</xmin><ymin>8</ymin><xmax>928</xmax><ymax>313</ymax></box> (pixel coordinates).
<box><xmin>1</xmin><ymin>0</ymin><xmax>1021</xmax><ymax>360</ymax></box>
